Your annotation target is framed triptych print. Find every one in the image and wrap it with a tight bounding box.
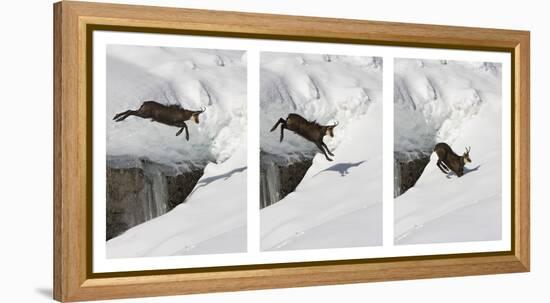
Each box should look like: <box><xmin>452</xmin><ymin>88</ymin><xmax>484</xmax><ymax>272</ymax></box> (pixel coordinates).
<box><xmin>54</xmin><ymin>1</ymin><xmax>530</xmax><ymax>302</ymax></box>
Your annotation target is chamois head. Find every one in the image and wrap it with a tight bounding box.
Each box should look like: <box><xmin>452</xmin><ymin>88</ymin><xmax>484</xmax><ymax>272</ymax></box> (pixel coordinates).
<box><xmin>191</xmin><ymin>107</ymin><xmax>206</xmax><ymax>124</ymax></box>
<box><xmin>463</xmin><ymin>146</ymin><xmax>472</xmax><ymax>164</ymax></box>
<box><xmin>324</xmin><ymin>121</ymin><xmax>339</xmax><ymax>138</ymax></box>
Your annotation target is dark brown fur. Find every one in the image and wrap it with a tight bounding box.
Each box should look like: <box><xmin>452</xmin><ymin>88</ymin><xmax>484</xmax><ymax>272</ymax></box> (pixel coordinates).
<box><xmin>113</xmin><ymin>101</ymin><xmax>205</xmax><ymax>141</ymax></box>
<box><xmin>270</xmin><ymin>113</ymin><xmax>338</xmax><ymax>161</ymax></box>
<box><xmin>434</xmin><ymin>143</ymin><xmax>472</xmax><ymax>177</ymax></box>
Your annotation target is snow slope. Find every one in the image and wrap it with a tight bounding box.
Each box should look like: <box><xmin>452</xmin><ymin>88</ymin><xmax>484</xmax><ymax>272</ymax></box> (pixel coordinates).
<box><xmin>260</xmin><ymin>53</ymin><xmax>382</xmax><ymax>250</ymax></box>
<box><xmin>107</xmin><ymin>146</ymin><xmax>247</xmax><ymax>257</ymax></box>
<box><xmin>394</xmin><ymin>58</ymin><xmax>502</xmax><ymax>244</ymax></box>
<box><xmin>105</xmin><ymin>45</ymin><xmax>247</xmax><ymax>257</ymax></box>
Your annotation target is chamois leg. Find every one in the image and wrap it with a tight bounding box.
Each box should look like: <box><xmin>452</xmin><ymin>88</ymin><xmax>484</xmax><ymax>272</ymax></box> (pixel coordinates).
<box><xmin>270</xmin><ymin>118</ymin><xmax>285</xmax><ymax>132</ymax></box>
<box><xmin>316</xmin><ymin>142</ymin><xmax>333</xmax><ymax>161</ymax></box>
<box><xmin>440</xmin><ymin>161</ymin><xmax>451</xmax><ymax>172</ymax></box>
<box><xmin>270</xmin><ymin>118</ymin><xmax>287</xmax><ymax>142</ymax></box>
<box><xmin>436</xmin><ymin>160</ymin><xmax>449</xmax><ymax>174</ymax></box>
<box><xmin>279</xmin><ymin>124</ymin><xmax>285</xmax><ymax>142</ymax></box>
<box><xmin>175</xmin><ymin>123</ymin><xmax>189</xmax><ymax>141</ymax></box>
<box><xmin>439</xmin><ymin>163</ymin><xmax>449</xmax><ymax>174</ymax></box>
<box><xmin>322</xmin><ymin>142</ymin><xmax>334</xmax><ymax>156</ymax></box>
<box><xmin>112</xmin><ymin>111</ymin><xmax>125</xmax><ymax>121</ymax></box>
<box><xmin>113</xmin><ymin>110</ymin><xmax>136</xmax><ymax>122</ymax></box>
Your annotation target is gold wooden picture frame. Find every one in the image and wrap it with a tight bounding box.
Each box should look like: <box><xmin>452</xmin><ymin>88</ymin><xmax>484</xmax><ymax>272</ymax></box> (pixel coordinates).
<box><xmin>53</xmin><ymin>1</ymin><xmax>530</xmax><ymax>302</ymax></box>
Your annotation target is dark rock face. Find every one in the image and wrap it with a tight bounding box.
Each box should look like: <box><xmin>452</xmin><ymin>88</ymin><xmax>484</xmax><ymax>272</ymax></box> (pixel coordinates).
<box><xmin>278</xmin><ymin>160</ymin><xmax>313</xmax><ymax>199</ymax></box>
<box><xmin>106</xmin><ymin>163</ymin><xmax>204</xmax><ymax>240</ymax></box>
<box><xmin>106</xmin><ymin>168</ymin><xmax>146</xmax><ymax>240</ymax></box>
<box><xmin>260</xmin><ymin>152</ymin><xmax>313</xmax><ymax>209</ymax></box>
<box><xmin>166</xmin><ymin>170</ymin><xmax>204</xmax><ymax>210</ymax></box>
<box><xmin>394</xmin><ymin>153</ymin><xmax>431</xmax><ymax>197</ymax></box>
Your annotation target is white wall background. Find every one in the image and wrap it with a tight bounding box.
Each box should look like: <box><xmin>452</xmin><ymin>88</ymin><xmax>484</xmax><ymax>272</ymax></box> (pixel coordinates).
<box><xmin>0</xmin><ymin>0</ymin><xmax>546</xmax><ymax>302</ymax></box>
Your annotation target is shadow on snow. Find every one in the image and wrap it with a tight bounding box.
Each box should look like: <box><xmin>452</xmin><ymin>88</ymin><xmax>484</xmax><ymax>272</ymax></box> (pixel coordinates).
<box><xmin>314</xmin><ymin>160</ymin><xmax>367</xmax><ymax>177</ymax></box>
<box><xmin>193</xmin><ymin>166</ymin><xmax>247</xmax><ymax>191</ymax></box>
<box><xmin>445</xmin><ymin>164</ymin><xmax>482</xmax><ymax>179</ymax></box>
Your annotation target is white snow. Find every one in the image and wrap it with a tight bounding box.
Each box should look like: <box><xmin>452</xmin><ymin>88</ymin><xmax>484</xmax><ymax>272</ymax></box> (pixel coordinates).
<box><xmin>260</xmin><ymin>52</ymin><xmax>381</xmax><ymax>160</ymax></box>
<box><xmin>394</xmin><ymin>58</ymin><xmax>502</xmax><ymax>244</ymax></box>
<box><xmin>107</xmin><ymin>145</ymin><xmax>247</xmax><ymax>257</ymax></box>
<box><xmin>394</xmin><ymin>59</ymin><xmax>501</xmax><ymax>154</ymax></box>
<box><xmin>105</xmin><ymin>45</ymin><xmax>247</xmax><ymax>257</ymax></box>
<box><xmin>260</xmin><ymin>53</ymin><xmax>383</xmax><ymax>251</ymax></box>
<box><xmin>107</xmin><ymin>45</ymin><xmax>247</xmax><ymax>171</ymax></box>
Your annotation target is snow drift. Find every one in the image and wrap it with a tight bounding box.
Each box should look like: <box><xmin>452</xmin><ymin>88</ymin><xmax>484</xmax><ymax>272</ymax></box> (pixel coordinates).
<box><xmin>105</xmin><ymin>45</ymin><xmax>247</xmax><ymax>257</ymax></box>
<box><xmin>260</xmin><ymin>53</ymin><xmax>383</xmax><ymax>250</ymax></box>
<box><xmin>107</xmin><ymin>45</ymin><xmax>247</xmax><ymax>171</ymax></box>
<box><xmin>260</xmin><ymin>52</ymin><xmax>382</xmax><ymax>160</ymax></box>
<box><xmin>394</xmin><ymin>59</ymin><xmax>501</xmax><ymax>154</ymax></box>
<box><xmin>394</xmin><ymin>58</ymin><xmax>502</xmax><ymax>244</ymax></box>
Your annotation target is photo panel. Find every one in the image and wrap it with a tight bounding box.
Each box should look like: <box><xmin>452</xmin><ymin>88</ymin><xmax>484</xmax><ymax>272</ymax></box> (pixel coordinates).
<box><xmin>104</xmin><ymin>44</ymin><xmax>248</xmax><ymax>258</ymax></box>
<box><xmin>393</xmin><ymin>58</ymin><xmax>503</xmax><ymax>245</ymax></box>
<box><xmin>259</xmin><ymin>52</ymin><xmax>383</xmax><ymax>251</ymax></box>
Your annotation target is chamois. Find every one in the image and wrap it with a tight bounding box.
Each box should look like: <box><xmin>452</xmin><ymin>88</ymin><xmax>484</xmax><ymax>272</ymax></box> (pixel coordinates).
<box><xmin>113</xmin><ymin>101</ymin><xmax>206</xmax><ymax>141</ymax></box>
<box><xmin>434</xmin><ymin>143</ymin><xmax>472</xmax><ymax>177</ymax></box>
<box><xmin>270</xmin><ymin>113</ymin><xmax>338</xmax><ymax>161</ymax></box>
